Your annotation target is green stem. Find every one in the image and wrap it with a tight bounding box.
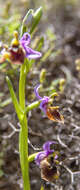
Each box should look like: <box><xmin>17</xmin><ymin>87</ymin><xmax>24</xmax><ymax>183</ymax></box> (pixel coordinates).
<box><xmin>19</xmin><ymin>63</ymin><xmax>26</xmax><ymax>109</ymax></box>
<box><xmin>40</xmin><ymin>185</ymin><xmax>44</xmax><ymax>190</ymax></box>
<box><xmin>28</xmin><ymin>153</ymin><xmax>38</xmax><ymax>163</ymax></box>
<box><xmin>25</xmin><ymin>100</ymin><xmax>41</xmax><ymax>113</ymax></box>
<box><xmin>19</xmin><ymin>63</ymin><xmax>30</xmax><ymax>190</ymax></box>
<box><xmin>19</xmin><ymin>115</ymin><xmax>30</xmax><ymax>190</ymax></box>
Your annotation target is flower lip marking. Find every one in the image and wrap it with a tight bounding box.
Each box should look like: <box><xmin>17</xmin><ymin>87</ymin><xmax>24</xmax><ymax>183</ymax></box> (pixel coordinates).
<box><xmin>46</xmin><ymin>106</ymin><xmax>64</xmax><ymax>123</ymax></box>
<box><xmin>40</xmin><ymin>156</ymin><xmax>60</xmax><ymax>182</ymax></box>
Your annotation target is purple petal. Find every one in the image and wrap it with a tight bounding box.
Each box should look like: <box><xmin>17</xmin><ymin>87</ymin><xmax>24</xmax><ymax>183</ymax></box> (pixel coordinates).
<box><xmin>35</xmin><ymin>151</ymin><xmax>47</xmax><ymax>166</ymax></box>
<box><xmin>34</xmin><ymin>84</ymin><xmax>42</xmax><ymax>100</ymax></box>
<box><xmin>34</xmin><ymin>85</ymin><xmax>49</xmax><ymax>113</ymax></box>
<box><xmin>43</xmin><ymin>141</ymin><xmax>56</xmax><ymax>156</ymax></box>
<box><xmin>20</xmin><ymin>32</ymin><xmax>31</xmax><ymax>46</ymax></box>
<box><xmin>40</xmin><ymin>96</ymin><xmax>49</xmax><ymax>113</ymax></box>
<box><xmin>24</xmin><ymin>46</ymin><xmax>42</xmax><ymax>59</ymax></box>
<box><xmin>20</xmin><ymin>32</ymin><xmax>42</xmax><ymax>60</ymax></box>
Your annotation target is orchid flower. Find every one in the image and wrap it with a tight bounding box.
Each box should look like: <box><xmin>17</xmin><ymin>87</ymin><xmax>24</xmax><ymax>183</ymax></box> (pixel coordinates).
<box><xmin>35</xmin><ymin>141</ymin><xmax>60</xmax><ymax>182</ymax></box>
<box><xmin>35</xmin><ymin>141</ymin><xmax>58</xmax><ymax>166</ymax></box>
<box><xmin>0</xmin><ymin>32</ymin><xmax>42</xmax><ymax>65</ymax></box>
<box><xmin>34</xmin><ymin>84</ymin><xmax>64</xmax><ymax>123</ymax></box>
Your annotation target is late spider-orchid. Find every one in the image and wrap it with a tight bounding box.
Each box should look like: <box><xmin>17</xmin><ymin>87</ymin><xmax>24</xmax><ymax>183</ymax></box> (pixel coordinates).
<box><xmin>35</xmin><ymin>141</ymin><xmax>60</xmax><ymax>182</ymax></box>
<box><xmin>34</xmin><ymin>84</ymin><xmax>64</xmax><ymax>123</ymax></box>
<box><xmin>0</xmin><ymin>32</ymin><xmax>42</xmax><ymax>65</ymax></box>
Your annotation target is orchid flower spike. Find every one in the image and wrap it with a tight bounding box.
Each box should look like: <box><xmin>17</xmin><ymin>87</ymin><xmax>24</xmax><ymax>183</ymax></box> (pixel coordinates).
<box><xmin>0</xmin><ymin>32</ymin><xmax>42</xmax><ymax>65</ymax></box>
<box><xmin>34</xmin><ymin>84</ymin><xmax>64</xmax><ymax>123</ymax></box>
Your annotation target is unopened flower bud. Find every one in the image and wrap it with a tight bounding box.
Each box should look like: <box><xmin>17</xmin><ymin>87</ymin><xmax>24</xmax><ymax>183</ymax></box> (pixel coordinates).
<box><xmin>40</xmin><ymin>69</ymin><xmax>46</xmax><ymax>83</ymax></box>
<box><xmin>59</xmin><ymin>78</ymin><xmax>65</xmax><ymax>92</ymax></box>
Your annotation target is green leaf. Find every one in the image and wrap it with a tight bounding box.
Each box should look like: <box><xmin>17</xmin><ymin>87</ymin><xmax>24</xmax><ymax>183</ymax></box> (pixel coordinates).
<box><xmin>30</xmin><ymin>7</ymin><xmax>43</xmax><ymax>34</ymax></box>
<box><xmin>0</xmin><ymin>97</ymin><xmax>12</xmax><ymax>107</ymax></box>
<box><xmin>23</xmin><ymin>58</ymin><xmax>33</xmax><ymax>74</ymax></box>
<box><xmin>36</xmin><ymin>37</ymin><xmax>44</xmax><ymax>51</ymax></box>
<box><xmin>19</xmin><ymin>60</ymin><xmax>28</xmax><ymax>109</ymax></box>
<box><xmin>0</xmin><ymin>63</ymin><xmax>7</xmax><ymax>71</ymax></box>
<box><xmin>41</xmin><ymin>46</ymin><xmax>53</xmax><ymax>62</ymax></box>
<box><xmin>26</xmin><ymin>59</ymin><xmax>34</xmax><ymax>71</ymax></box>
<box><xmin>6</xmin><ymin>76</ymin><xmax>24</xmax><ymax>121</ymax></box>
